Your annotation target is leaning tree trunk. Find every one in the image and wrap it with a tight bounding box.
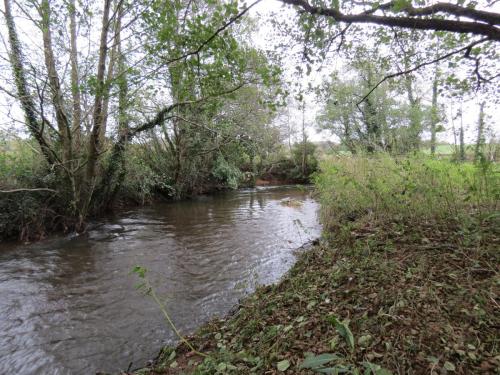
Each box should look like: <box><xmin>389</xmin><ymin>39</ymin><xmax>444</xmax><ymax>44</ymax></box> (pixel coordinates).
<box><xmin>84</xmin><ymin>0</ymin><xmax>112</xmax><ymax>213</ymax></box>
<box><xmin>40</xmin><ymin>0</ymin><xmax>72</xmax><ymax>166</ymax></box>
<box><xmin>4</xmin><ymin>0</ymin><xmax>55</xmax><ymax>165</ymax></box>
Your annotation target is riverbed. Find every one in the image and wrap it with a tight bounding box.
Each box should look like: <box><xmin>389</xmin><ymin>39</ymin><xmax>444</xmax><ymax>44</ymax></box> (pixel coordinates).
<box><xmin>0</xmin><ymin>186</ymin><xmax>320</xmax><ymax>374</ymax></box>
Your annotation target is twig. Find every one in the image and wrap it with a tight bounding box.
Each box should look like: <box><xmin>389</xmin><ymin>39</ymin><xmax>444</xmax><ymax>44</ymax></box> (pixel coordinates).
<box><xmin>161</xmin><ymin>0</ymin><xmax>263</xmax><ymax>65</ymax></box>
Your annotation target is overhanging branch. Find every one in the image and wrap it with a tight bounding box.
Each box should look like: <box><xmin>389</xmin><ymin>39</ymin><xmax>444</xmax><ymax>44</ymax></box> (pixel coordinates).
<box><xmin>129</xmin><ymin>81</ymin><xmax>248</xmax><ymax>138</ymax></box>
<box><xmin>280</xmin><ymin>0</ymin><xmax>500</xmax><ymax>41</ymax></box>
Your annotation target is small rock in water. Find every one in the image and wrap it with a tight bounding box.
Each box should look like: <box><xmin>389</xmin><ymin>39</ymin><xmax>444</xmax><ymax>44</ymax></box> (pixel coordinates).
<box><xmin>280</xmin><ymin>198</ymin><xmax>303</xmax><ymax>207</ymax></box>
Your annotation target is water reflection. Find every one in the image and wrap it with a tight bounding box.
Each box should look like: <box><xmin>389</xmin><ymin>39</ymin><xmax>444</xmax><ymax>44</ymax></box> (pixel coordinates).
<box><xmin>0</xmin><ymin>186</ymin><xmax>320</xmax><ymax>374</ymax></box>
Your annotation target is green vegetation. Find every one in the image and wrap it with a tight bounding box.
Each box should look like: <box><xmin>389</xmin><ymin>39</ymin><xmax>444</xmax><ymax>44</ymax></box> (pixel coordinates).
<box><xmin>132</xmin><ymin>155</ymin><xmax>499</xmax><ymax>374</ymax></box>
<box><xmin>0</xmin><ymin>137</ymin><xmax>61</xmax><ymax>240</ymax></box>
<box><xmin>315</xmin><ymin>155</ymin><xmax>498</xmax><ymax>229</ymax></box>
<box><xmin>1</xmin><ymin>0</ymin><xmax>498</xmax><ymax>243</ymax></box>
<box><xmin>0</xmin><ymin>132</ymin><xmax>315</xmax><ymax>241</ymax></box>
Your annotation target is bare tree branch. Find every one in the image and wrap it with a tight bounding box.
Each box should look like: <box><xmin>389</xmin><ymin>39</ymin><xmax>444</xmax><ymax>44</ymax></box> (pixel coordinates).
<box><xmin>0</xmin><ymin>188</ymin><xmax>58</xmax><ymax>193</ymax></box>
<box><xmin>356</xmin><ymin>37</ymin><xmax>490</xmax><ymax>105</ymax></box>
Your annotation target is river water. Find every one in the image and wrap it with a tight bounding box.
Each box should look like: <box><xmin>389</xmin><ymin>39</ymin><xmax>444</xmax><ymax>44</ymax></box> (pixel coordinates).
<box><xmin>0</xmin><ymin>186</ymin><xmax>320</xmax><ymax>374</ymax></box>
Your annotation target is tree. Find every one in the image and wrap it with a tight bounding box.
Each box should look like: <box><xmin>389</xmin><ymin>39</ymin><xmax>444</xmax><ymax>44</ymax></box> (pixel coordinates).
<box><xmin>272</xmin><ymin>0</ymin><xmax>498</xmax><ymax>110</ymax></box>
<box><xmin>317</xmin><ymin>56</ymin><xmax>422</xmax><ymax>154</ymax></box>
<box><xmin>459</xmin><ymin>107</ymin><xmax>466</xmax><ymax>161</ymax></box>
<box><xmin>429</xmin><ymin>63</ymin><xmax>441</xmax><ymax>156</ymax></box>
<box><xmin>475</xmin><ymin>101</ymin><xmax>486</xmax><ymax>161</ymax></box>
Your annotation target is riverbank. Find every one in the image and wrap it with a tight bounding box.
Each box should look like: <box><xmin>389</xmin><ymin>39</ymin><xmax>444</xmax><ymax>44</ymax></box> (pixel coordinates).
<box><xmin>128</xmin><ymin>217</ymin><xmax>499</xmax><ymax>374</ymax></box>
<box><xmin>126</xmin><ymin>156</ymin><xmax>499</xmax><ymax>374</ymax></box>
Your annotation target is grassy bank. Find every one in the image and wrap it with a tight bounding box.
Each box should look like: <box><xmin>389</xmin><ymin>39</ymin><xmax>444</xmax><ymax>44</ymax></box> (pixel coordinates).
<box><xmin>130</xmin><ymin>155</ymin><xmax>499</xmax><ymax>375</ymax></box>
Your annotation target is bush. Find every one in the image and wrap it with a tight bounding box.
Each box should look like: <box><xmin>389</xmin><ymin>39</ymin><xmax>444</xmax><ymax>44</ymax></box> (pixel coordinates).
<box><xmin>212</xmin><ymin>154</ymin><xmax>242</xmax><ymax>190</ymax></box>
<box><xmin>315</xmin><ymin>154</ymin><xmax>499</xmax><ymax>232</ymax></box>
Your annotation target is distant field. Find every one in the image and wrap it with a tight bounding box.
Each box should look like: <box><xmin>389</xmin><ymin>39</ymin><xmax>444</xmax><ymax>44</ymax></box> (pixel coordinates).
<box><xmin>317</xmin><ymin>144</ymin><xmax>460</xmax><ymax>157</ymax></box>
<box><xmin>421</xmin><ymin>144</ymin><xmax>457</xmax><ymax>155</ymax></box>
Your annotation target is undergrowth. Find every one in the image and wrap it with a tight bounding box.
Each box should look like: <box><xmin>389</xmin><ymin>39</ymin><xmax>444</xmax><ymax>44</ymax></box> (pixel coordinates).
<box><xmin>314</xmin><ymin>155</ymin><xmax>499</xmax><ymax>233</ymax></box>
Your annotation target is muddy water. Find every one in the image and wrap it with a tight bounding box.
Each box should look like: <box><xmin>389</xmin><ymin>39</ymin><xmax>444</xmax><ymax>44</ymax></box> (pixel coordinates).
<box><xmin>0</xmin><ymin>186</ymin><xmax>320</xmax><ymax>374</ymax></box>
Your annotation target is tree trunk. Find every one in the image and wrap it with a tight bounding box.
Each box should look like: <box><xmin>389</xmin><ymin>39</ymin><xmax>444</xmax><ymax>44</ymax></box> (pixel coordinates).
<box><xmin>69</xmin><ymin>0</ymin><xmax>82</xmax><ymax>153</ymax></box>
<box><xmin>459</xmin><ymin>108</ymin><xmax>465</xmax><ymax>161</ymax></box>
<box><xmin>4</xmin><ymin>0</ymin><xmax>55</xmax><ymax>164</ymax></box>
<box><xmin>363</xmin><ymin>68</ymin><xmax>381</xmax><ymax>153</ymax></box>
<box><xmin>85</xmin><ymin>0</ymin><xmax>112</xmax><ymax>200</ymax></box>
<box><xmin>449</xmin><ymin>102</ymin><xmax>458</xmax><ymax>157</ymax></box>
<box><xmin>94</xmin><ymin>1</ymin><xmax>128</xmax><ymax>210</ymax></box>
<box><xmin>301</xmin><ymin>103</ymin><xmax>307</xmax><ymax>176</ymax></box>
<box><xmin>100</xmin><ymin>5</ymin><xmax>122</xmax><ymax>143</ymax></box>
<box><xmin>474</xmin><ymin>101</ymin><xmax>485</xmax><ymax>161</ymax></box>
<box><xmin>430</xmin><ymin>64</ymin><xmax>439</xmax><ymax>156</ymax></box>
<box><xmin>404</xmin><ymin>64</ymin><xmax>421</xmax><ymax>151</ymax></box>
<box><xmin>40</xmin><ymin>0</ymin><xmax>72</xmax><ymax>165</ymax></box>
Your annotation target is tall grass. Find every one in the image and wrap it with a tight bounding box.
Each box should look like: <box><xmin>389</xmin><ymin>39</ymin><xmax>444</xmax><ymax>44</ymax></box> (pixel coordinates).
<box><xmin>315</xmin><ymin>154</ymin><xmax>499</xmax><ymax>232</ymax></box>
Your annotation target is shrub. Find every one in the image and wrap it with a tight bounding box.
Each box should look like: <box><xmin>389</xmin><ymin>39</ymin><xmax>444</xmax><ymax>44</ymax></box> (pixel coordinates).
<box><xmin>212</xmin><ymin>154</ymin><xmax>242</xmax><ymax>190</ymax></box>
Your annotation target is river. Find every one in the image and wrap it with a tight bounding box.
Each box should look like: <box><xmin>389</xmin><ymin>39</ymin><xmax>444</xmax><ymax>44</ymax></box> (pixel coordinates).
<box><xmin>0</xmin><ymin>186</ymin><xmax>320</xmax><ymax>374</ymax></box>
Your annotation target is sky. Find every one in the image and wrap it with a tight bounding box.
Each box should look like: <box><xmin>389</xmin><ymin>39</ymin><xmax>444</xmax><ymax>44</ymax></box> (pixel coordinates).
<box><xmin>248</xmin><ymin>0</ymin><xmax>500</xmax><ymax>145</ymax></box>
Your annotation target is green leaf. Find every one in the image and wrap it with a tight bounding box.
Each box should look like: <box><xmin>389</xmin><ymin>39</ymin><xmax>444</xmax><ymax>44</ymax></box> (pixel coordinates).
<box><xmin>444</xmin><ymin>361</ymin><xmax>456</xmax><ymax>371</ymax></box>
<box><xmin>328</xmin><ymin>316</ymin><xmax>355</xmax><ymax>350</ymax></box>
<box><xmin>132</xmin><ymin>265</ymin><xmax>147</xmax><ymax>278</ymax></box>
<box><xmin>315</xmin><ymin>364</ymin><xmax>351</xmax><ymax>374</ymax></box>
<box><xmin>358</xmin><ymin>334</ymin><xmax>372</xmax><ymax>347</ymax></box>
<box><xmin>299</xmin><ymin>353</ymin><xmax>340</xmax><ymax>369</ymax></box>
<box><xmin>391</xmin><ymin>0</ymin><xmax>409</xmax><ymax>11</ymax></box>
<box><xmin>363</xmin><ymin>361</ymin><xmax>393</xmax><ymax>375</ymax></box>
<box><xmin>217</xmin><ymin>362</ymin><xmax>227</xmax><ymax>372</ymax></box>
<box><xmin>426</xmin><ymin>356</ymin><xmax>439</xmax><ymax>364</ymax></box>
<box><xmin>277</xmin><ymin>359</ymin><xmax>290</xmax><ymax>371</ymax></box>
